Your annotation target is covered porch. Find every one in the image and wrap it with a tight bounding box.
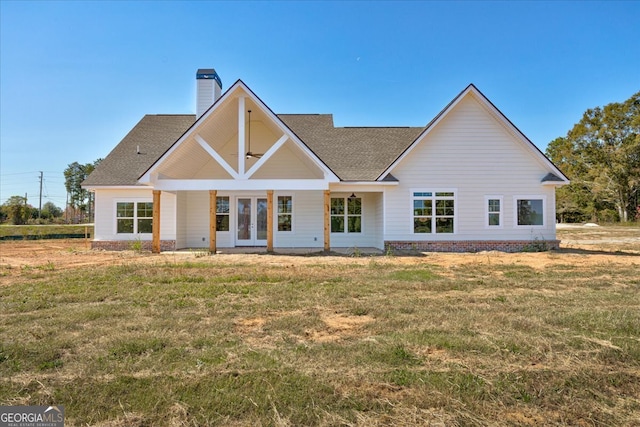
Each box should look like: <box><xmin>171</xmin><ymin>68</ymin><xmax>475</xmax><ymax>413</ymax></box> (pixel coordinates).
<box><xmin>150</xmin><ymin>188</ymin><xmax>386</xmax><ymax>253</ymax></box>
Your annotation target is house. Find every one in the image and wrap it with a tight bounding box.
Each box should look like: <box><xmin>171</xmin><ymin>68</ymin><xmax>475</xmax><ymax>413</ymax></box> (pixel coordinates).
<box><xmin>82</xmin><ymin>69</ymin><xmax>569</xmax><ymax>253</ymax></box>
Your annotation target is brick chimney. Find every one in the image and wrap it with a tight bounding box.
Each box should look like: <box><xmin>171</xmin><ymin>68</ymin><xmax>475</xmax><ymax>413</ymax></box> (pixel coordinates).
<box><xmin>196</xmin><ymin>69</ymin><xmax>222</xmax><ymax>119</ymax></box>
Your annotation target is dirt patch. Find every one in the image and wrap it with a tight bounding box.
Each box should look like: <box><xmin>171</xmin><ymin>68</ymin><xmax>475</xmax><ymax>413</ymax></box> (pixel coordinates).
<box><xmin>1</xmin><ymin>228</ymin><xmax>638</xmax><ymax>287</ymax></box>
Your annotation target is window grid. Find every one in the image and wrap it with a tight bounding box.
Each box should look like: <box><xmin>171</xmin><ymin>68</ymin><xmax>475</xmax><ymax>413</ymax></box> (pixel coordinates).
<box><xmin>216</xmin><ymin>196</ymin><xmax>230</xmax><ymax>232</ymax></box>
<box><xmin>331</xmin><ymin>197</ymin><xmax>361</xmax><ymax>233</ymax></box>
<box><xmin>277</xmin><ymin>196</ymin><xmax>293</xmax><ymax>232</ymax></box>
<box><xmin>412</xmin><ymin>191</ymin><xmax>455</xmax><ymax>234</ymax></box>
<box><xmin>116</xmin><ymin>201</ymin><xmax>152</xmax><ymax>234</ymax></box>
<box><xmin>487</xmin><ymin>198</ymin><xmax>501</xmax><ymax>227</ymax></box>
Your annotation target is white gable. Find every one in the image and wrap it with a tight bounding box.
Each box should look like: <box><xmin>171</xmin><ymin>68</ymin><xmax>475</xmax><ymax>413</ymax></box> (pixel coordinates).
<box><xmin>380</xmin><ymin>85</ymin><xmax>569</xmax><ymax>185</ymax></box>
<box><xmin>139</xmin><ymin>81</ymin><xmax>338</xmax><ymax>190</ymax></box>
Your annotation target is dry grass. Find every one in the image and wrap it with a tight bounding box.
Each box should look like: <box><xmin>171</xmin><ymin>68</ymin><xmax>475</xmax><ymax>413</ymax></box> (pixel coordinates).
<box><xmin>0</xmin><ymin>226</ymin><xmax>639</xmax><ymax>426</ymax></box>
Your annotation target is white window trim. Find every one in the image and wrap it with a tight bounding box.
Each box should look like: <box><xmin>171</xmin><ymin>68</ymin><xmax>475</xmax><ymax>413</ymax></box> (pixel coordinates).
<box><xmin>485</xmin><ymin>195</ymin><xmax>503</xmax><ymax>229</ymax></box>
<box><xmin>513</xmin><ymin>195</ymin><xmax>546</xmax><ymax>228</ymax></box>
<box><xmin>410</xmin><ymin>189</ymin><xmax>457</xmax><ymax>235</ymax></box>
<box><xmin>276</xmin><ymin>194</ymin><xmax>294</xmax><ymax>233</ymax></box>
<box><xmin>113</xmin><ymin>198</ymin><xmax>153</xmax><ymax>235</ymax></box>
<box><xmin>330</xmin><ymin>196</ymin><xmax>363</xmax><ymax>234</ymax></box>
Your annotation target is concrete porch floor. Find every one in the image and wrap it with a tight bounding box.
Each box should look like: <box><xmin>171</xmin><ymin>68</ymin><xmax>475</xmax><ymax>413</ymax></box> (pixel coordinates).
<box><xmin>170</xmin><ymin>247</ymin><xmax>384</xmax><ymax>256</ymax></box>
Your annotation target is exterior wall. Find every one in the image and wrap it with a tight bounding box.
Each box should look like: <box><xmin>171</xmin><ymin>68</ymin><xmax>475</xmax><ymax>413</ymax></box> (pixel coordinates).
<box><xmin>384</xmin><ymin>94</ymin><xmax>559</xmax><ymax>245</ymax></box>
<box><xmin>93</xmin><ymin>189</ymin><xmax>176</xmax><ymax>242</ymax></box>
<box><xmin>184</xmin><ymin>191</ymin><xmax>212</xmax><ymax>248</ymax></box>
<box><xmin>273</xmin><ymin>190</ymin><xmax>324</xmax><ymax>248</ymax></box>
<box><xmin>175</xmin><ymin>191</ymin><xmax>187</xmax><ymax>248</ymax></box>
<box><xmin>329</xmin><ymin>192</ymin><xmax>383</xmax><ymax>249</ymax></box>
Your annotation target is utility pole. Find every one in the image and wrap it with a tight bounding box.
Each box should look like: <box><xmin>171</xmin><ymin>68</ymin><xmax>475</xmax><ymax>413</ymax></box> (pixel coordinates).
<box><xmin>38</xmin><ymin>171</ymin><xmax>43</xmax><ymax>218</ymax></box>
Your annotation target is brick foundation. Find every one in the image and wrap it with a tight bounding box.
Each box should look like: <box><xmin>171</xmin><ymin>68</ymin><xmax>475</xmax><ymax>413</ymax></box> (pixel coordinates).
<box><xmin>91</xmin><ymin>240</ymin><xmax>176</xmax><ymax>251</ymax></box>
<box><xmin>385</xmin><ymin>240</ymin><xmax>560</xmax><ymax>253</ymax></box>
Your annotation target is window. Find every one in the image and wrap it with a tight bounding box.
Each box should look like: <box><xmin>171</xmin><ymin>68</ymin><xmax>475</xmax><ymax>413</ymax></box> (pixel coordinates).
<box><xmin>277</xmin><ymin>196</ymin><xmax>292</xmax><ymax>231</ymax></box>
<box><xmin>486</xmin><ymin>196</ymin><xmax>502</xmax><ymax>227</ymax></box>
<box><xmin>116</xmin><ymin>201</ymin><xmax>153</xmax><ymax>234</ymax></box>
<box><xmin>516</xmin><ymin>198</ymin><xmax>544</xmax><ymax>226</ymax></box>
<box><xmin>330</xmin><ymin>197</ymin><xmax>361</xmax><ymax>233</ymax></box>
<box><xmin>216</xmin><ymin>196</ymin><xmax>230</xmax><ymax>231</ymax></box>
<box><xmin>412</xmin><ymin>191</ymin><xmax>455</xmax><ymax>234</ymax></box>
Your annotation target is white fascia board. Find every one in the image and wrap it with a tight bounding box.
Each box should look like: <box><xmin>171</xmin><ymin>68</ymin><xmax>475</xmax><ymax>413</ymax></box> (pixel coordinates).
<box><xmin>152</xmin><ymin>178</ymin><xmax>335</xmax><ymax>191</ymax></box>
<box><xmin>329</xmin><ymin>182</ymin><xmax>398</xmax><ymax>193</ymax></box>
<box><xmin>83</xmin><ymin>185</ymin><xmax>152</xmax><ymax>191</ymax></box>
<box><xmin>541</xmin><ymin>181</ymin><xmax>569</xmax><ymax>187</ymax></box>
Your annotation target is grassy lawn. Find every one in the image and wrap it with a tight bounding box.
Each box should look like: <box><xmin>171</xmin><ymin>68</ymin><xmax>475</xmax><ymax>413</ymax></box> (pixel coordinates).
<box><xmin>0</xmin><ymin>224</ymin><xmax>93</xmax><ymax>238</ymax></box>
<box><xmin>1</xmin><ymin>232</ymin><xmax>639</xmax><ymax>425</ymax></box>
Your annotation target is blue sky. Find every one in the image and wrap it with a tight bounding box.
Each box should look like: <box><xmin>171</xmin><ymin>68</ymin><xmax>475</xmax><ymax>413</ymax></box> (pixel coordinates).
<box><xmin>1</xmin><ymin>0</ymin><xmax>639</xmax><ymax>208</ymax></box>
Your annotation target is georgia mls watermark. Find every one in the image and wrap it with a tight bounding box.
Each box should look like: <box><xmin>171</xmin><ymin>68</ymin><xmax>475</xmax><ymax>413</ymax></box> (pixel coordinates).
<box><xmin>0</xmin><ymin>406</ymin><xmax>64</xmax><ymax>427</ymax></box>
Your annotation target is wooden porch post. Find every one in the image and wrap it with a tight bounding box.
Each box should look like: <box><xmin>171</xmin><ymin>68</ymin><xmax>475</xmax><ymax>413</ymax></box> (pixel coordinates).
<box><xmin>324</xmin><ymin>190</ymin><xmax>330</xmax><ymax>251</ymax></box>
<box><xmin>152</xmin><ymin>190</ymin><xmax>161</xmax><ymax>253</ymax></box>
<box><xmin>267</xmin><ymin>190</ymin><xmax>274</xmax><ymax>252</ymax></box>
<box><xmin>209</xmin><ymin>190</ymin><xmax>217</xmax><ymax>253</ymax></box>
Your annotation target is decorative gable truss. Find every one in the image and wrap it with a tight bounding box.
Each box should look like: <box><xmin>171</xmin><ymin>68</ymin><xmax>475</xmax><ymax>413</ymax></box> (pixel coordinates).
<box><xmin>139</xmin><ymin>80</ymin><xmax>339</xmax><ymax>191</ymax></box>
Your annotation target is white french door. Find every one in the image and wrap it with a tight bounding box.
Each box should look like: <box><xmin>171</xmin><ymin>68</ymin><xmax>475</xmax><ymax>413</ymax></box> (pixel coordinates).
<box><xmin>236</xmin><ymin>197</ymin><xmax>268</xmax><ymax>246</ymax></box>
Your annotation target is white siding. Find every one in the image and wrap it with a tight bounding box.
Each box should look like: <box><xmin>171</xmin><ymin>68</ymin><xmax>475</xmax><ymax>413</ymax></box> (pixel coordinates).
<box><xmin>384</xmin><ymin>93</ymin><xmax>558</xmax><ymax>242</ymax></box>
<box><xmin>175</xmin><ymin>191</ymin><xmax>187</xmax><ymax>248</ymax></box>
<box><xmin>181</xmin><ymin>191</ymin><xmax>233</xmax><ymax>249</ymax></box>
<box><xmin>184</xmin><ymin>191</ymin><xmax>210</xmax><ymax>248</ymax></box>
<box><xmin>93</xmin><ymin>189</ymin><xmax>176</xmax><ymax>241</ymax></box>
<box><xmin>274</xmin><ymin>191</ymin><xmax>324</xmax><ymax>248</ymax></box>
<box><xmin>329</xmin><ymin>192</ymin><xmax>383</xmax><ymax>249</ymax></box>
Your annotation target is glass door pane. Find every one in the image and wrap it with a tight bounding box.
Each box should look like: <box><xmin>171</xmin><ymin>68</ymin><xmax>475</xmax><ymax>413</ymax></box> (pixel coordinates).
<box><xmin>237</xmin><ymin>198</ymin><xmax>251</xmax><ymax>241</ymax></box>
<box><xmin>256</xmin><ymin>198</ymin><xmax>268</xmax><ymax>241</ymax></box>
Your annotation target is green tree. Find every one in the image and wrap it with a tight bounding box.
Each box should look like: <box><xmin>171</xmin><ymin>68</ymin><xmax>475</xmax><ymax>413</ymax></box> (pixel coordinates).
<box><xmin>41</xmin><ymin>201</ymin><xmax>63</xmax><ymax>219</ymax></box>
<box><xmin>546</xmin><ymin>91</ymin><xmax>640</xmax><ymax>222</ymax></box>
<box><xmin>64</xmin><ymin>159</ymin><xmax>101</xmax><ymax>221</ymax></box>
<box><xmin>2</xmin><ymin>195</ymin><xmax>32</xmax><ymax>225</ymax></box>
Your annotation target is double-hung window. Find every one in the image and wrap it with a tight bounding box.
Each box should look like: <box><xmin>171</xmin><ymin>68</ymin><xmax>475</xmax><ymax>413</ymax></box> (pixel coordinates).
<box><xmin>330</xmin><ymin>197</ymin><xmax>361</xmax><ymax>233</ymax></box>
<box><xmin>486</xmin><ymin>196</ymin><xmax>503</xmax><ymax>228</ymax></box>
<box><xmin>116</xmin><ymin>201</ymin><xmax>153</xmax><ymax>234</ymax></box>
<box><xmin>216</xmin><ymin>196</ymin><xmax>230</xmax><ymax>231</ymax></box>
<box><xmin>277</xmin><ymin>196</ymin><xmax>293</xmax><ymax>231</ymax></box>
<box><xmin>412</xmin><ymin>191</ymin><xmax>455</xmax><ymax>234</ymax></box>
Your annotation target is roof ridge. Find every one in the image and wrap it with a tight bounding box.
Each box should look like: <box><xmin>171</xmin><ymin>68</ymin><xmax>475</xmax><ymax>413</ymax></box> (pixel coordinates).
<box><xmin>147</xmin><ymin>114</ymin><xmax>196</xmax><ymax>117</ymax></box>
<box><xmin>340</xmin><ymin>126</ymin><xmax>418</xmax><ymax>129</ymax></box>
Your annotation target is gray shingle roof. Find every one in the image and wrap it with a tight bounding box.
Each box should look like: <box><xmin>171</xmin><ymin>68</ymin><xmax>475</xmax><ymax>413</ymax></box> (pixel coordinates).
<box><xmin>83</xmin><ymin>114</ymin><xmax>195</xmax><ymax>186</ymax></box>
<box><xmin>84</xmin><ymin>113</ymin><xmax>424</xmax><ymax>186</ymax></box>
<box><xmin>278</xmin><ymin>114</ymin><xmax>424</xmax><ymax>181</ymax></box>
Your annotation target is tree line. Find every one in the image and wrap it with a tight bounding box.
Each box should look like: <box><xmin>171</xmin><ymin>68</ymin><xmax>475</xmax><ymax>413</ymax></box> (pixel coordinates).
<box><xmin>1</xmin><ymin>160</ymin><xmax>101</xmax><ymax>224</ymax></box>
<box><xmin>546</xmin><ymin>91</ymin><xmax>639</xmax><ymax>223</ymax></box>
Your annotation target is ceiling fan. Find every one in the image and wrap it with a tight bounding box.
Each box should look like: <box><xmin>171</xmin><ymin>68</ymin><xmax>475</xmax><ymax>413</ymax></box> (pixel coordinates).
<box><xmin>245</xmin><ymin>109</ymin><xmax>263</xmax><ymax>159</ymax></box>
